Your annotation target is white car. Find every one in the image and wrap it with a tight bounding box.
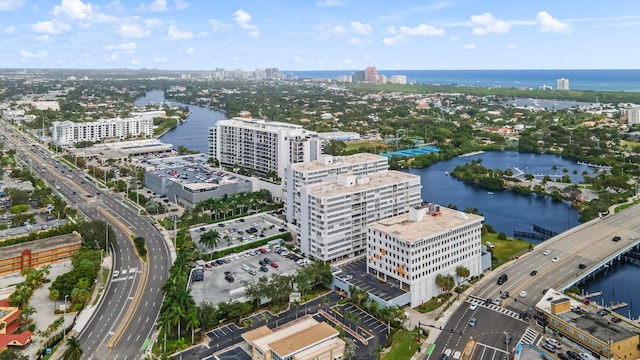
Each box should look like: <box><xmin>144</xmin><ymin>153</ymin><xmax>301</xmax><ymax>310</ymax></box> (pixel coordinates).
<box><xmin>552</xmin><ymin>257</ymin><xmax>560</xmax><ymax>263</ymax></box>
<box><xmin>469</xmin><ymin>303</ymin><xmax>478</xmax><ymax>311</ymax></box>
<box><xmin>519</xmin><ymin>291</ymin><xmax>528</xmax><ymax>298</ymax></box>
<box><xmin>543</xmin><ymin>249</ymin><xmax>551</xmax><ymax>256</ymax></box>
<box><xmin>113</xmin><ymin>270</ymin><xmax>120</xmax><ymax>278</ymax></box>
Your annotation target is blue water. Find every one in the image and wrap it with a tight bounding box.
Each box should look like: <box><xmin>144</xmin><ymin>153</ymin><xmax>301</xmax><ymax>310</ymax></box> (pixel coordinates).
<box><xmin>406</xmin><ymin>151</ymin><xmax>586</xmax><ymax>240</ymax></box>
<box><xmin>134</xmin><ymin>90</ymin><xmax>227</xmax><ymax>154</ymax></box>
<box><xmin>289</xmin><ymin>69</ymin><xmax>640</xmax><ymax>92</ymax></box>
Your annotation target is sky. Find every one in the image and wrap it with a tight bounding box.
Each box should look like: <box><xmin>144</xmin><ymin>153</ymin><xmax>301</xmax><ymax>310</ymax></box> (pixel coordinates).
<box><xmin>1</xmin><ymin>0</ymin><xmax>640</xmax><ymax>71</ymax></box>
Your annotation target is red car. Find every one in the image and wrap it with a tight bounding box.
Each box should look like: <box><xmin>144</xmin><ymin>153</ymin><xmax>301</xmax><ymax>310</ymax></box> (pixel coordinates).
<box><xmin>270</xmin><ymin>262</ymin><xmax>279</xmax><ymax>268</ymax></box>
<box><xmin>259</xmin><ymin>248</ymin><xmax>266</xmax><ymax>253</ymax></box>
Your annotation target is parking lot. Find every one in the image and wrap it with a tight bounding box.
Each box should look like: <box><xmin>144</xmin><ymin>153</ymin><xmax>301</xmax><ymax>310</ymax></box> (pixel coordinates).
<box><xmin>189</xmin><ymin>244</ymin><xmax>310</xmax><ymax>305</ymax></box>
<box><xmin>191</xmin><ymin>213</ymin><xmax>288</xmax><ymax>253</ymax></box>
<box><xmin>336</xmin><ymin>258</ymin><xmax>406</xmax><ymax>302</ymax></box>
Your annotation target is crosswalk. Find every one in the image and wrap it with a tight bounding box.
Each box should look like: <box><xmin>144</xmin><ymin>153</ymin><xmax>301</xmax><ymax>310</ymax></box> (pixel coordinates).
<box><xmin>467</xmin><ymin>296</ymin><xmax>525</xmax><ymax>321</ymax></box>
<box><xmin>519</xmin><ymin>326</ymin><xmax>539</xmax><ymax>345</ymax></box>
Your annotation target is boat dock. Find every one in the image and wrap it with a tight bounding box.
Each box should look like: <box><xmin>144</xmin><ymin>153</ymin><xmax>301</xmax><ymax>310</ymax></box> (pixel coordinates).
<box><xmin>583</xmin><ymin>291</ymin><xmax>602</xmax><ymax>299</ymax></box>
<box><xmin>607</xmin><ymin>302</ymin><xmax>628</xmax><ymax>310</ymax></box>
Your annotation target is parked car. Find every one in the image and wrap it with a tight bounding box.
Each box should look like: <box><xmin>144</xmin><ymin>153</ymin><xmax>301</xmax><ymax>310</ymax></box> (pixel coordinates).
<box><xmin>542</xmin><ymin>342</ymin><xmax>556</xmax><ymax>353</ymax></box>
<box><xmin>565</xmin><ymin>351</ymin><xmax>579</xmax><ymax>359</ymax></box>
<box><xmin>546</xmin><ymin>338</ymin><xmax>561</xmax><ymax>349</ymax></box>
<box><xmin>260</xmin><ymin>265</ymin><xmax>269</xmax><ymax>272</ymax></box>
<box><xmin>263</xmin><ymin>257</ymin><xmax>271</xmax><ymax>264</ymax></box>
<box><xmin>270</xmin><ymin>262</ymin><xmax>279</xmax><ymax>268</ymax></box>
<box><xmin>469</xmin><ymin>303</ymin><xmax>478</xmax><ymax>311</ymax></box>
<box><xmin>467</xmin><ymin>317</ymin><xmax>477</xmax><ymax>327</ymax></box>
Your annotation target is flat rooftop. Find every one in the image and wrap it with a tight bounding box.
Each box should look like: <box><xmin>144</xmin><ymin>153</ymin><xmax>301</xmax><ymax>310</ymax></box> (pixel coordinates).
<box><xmin>305</xmin><ymin>171</ymin><xmax>419</xmax><ymax>198</ymax></box>
<box><xmin>0</xmin><ymin>233</ymin><xmax>82</xmax><ymax>259</ymax></box>
<box><xmin>269</xmin><ymin>321</ymin><xmax>337</xmax><ymax>356</ymax></box>
<box><xmin>535</xmin><ymin>289</ymin><xmax>638</xmax><ymax>343</ymax></box>
<box><xmin>145</xmin><ymin>154</ymin><xmax>247</xmax><ymax>187</ymax></box>
<box><xmin>292</xmin><ymin>153</ymin><xmax>387</xmax><ymax>172</ymax></box>
<box><xmin>370</xmin><ymin>206</ymin><xmax>484</xmax><ymax>242</ymax></box>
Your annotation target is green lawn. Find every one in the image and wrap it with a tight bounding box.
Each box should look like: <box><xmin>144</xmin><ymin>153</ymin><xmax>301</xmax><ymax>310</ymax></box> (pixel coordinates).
<box><xmin>483</xmin><ymin>233</ymin><xmax>532</xmax><ymax>269</ymax></box>
<box><xmin>414</xmin><ymin>292</ymin><xmax>452</xmax><ymax>313</ymax></box>
<box><xmin>382</xmin><ymin>328</ymin><xmax>423</xmax><ymax>360</ymax></box>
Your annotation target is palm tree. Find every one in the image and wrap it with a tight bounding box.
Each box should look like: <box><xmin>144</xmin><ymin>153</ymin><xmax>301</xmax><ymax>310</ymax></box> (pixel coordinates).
<box><xmin>186</xmin><ymin>308</ymin><xmax>200</xmax><ymax>344</ymax></box>
<box><xmin>20</xmin><ymin>305</ymin><xmax>36</xmax><ymax>326</ymax></box>
<box><xmin>63</xmin><ymin>336</ymin><xmax>83</xmax><ymax>360</ymax></box>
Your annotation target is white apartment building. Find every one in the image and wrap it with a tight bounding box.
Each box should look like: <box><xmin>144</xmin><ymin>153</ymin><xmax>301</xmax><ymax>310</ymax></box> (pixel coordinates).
<box><xmin>299</xmin><ymin>171</ymin><xmax>422</xmax><ymax>262</ymax></box>
<box><xmin>626</xmin><ymin>106</ymin><xmax>640</xmax><ymax>125</ymax></box>
<box><xmin>208</xmin><ymin>117</ymin><xmax>321</xmax><ymax>179</ymax></box>
<box><xmin>389</xmin><ymin>75</ymin><xmax>407</xmax><ymax>85</ymax></box>
<box><xmin>284</xmin><ymin>153</ymin><xmax>389</xmax><ymax>227</ymax></box>
<box><xmin>557</xmin><ymin>78</ymin><xmax>569</xmax><ymax>91</ymax></box>
<box><xmin>51</xmin><ymin>117</ymin><xmax>153</xmax><ymax>146</ymax></box>
<box><xmin>367</xmin><ymin>204</ymin><xmax>484</xmax><ymax>307</ymax></box>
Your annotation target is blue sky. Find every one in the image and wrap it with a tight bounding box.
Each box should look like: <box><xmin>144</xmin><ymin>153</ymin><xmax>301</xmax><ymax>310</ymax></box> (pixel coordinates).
<box><xmin>1</xmin><ymin>0</ymin><xmax>639</xmax><ymax>71</ymax></box>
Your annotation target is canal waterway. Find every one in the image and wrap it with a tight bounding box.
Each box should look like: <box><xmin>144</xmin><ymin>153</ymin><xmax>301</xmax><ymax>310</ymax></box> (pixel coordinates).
<box><xmin>134</xmin><ymin>90</ymin><xmax>227</xmax><ymax>154</ymax></box>
<box><xmin>134</xmin><ymin>90</ymin><xmax>640</xmax><ymax>318</ymax></box>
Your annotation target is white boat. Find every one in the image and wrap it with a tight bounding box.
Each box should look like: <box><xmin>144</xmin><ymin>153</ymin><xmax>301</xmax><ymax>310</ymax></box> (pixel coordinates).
<box><xmin>487</xmin><ymin>192</ymin><xmax>494</xmax><ymax>195</ymax></box>
<box><xmin>444</xmin><ymin>171</ymin><xmax>449</xmax><ymax>175</ymax></box>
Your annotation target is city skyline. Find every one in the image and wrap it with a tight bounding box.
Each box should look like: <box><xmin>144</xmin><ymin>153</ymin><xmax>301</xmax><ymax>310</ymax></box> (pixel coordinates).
<box><xmin>1</xmin><ymin>0</ymin><xmax>639</xmax><ymax>71</ymax></box>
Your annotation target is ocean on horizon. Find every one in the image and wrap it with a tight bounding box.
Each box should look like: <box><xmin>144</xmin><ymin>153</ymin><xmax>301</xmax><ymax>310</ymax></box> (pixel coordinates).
<box><xmin>288</xmin><ymin>69</ymin><xmax>640</xmax><ymax>92</ymax></box>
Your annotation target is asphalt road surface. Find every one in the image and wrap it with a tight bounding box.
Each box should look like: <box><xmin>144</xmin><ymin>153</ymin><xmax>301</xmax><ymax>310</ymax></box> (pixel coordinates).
<box><xmin>0</xmin><ymin>125</ymin><xmax>172</xmax><ymax>359</ymax></box>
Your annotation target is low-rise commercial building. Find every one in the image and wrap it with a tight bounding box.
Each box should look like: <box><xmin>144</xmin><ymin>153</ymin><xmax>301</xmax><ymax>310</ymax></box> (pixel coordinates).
<box><xmin>242</xmin><ymin>318</ymin><xmax>345</xmax><ymax>360</ymax></box>
<box><xmin>144</xmin><ymin>154</ymin><xmax>252</xmax><ymax>208</ymax></box>
<box><xmin>0</xmin><ymin>233</ymin><xmax>82</xmax><ymax>276</ymax></box>
<box><xmin>367</xmin><ymin>205</ymin><xmax>484</xmax><ymax>307</ymax></box>
<box><xmin>534</xmin><ymin>289</ymin><xmax>640</xmax><ymax>360</ymax></box>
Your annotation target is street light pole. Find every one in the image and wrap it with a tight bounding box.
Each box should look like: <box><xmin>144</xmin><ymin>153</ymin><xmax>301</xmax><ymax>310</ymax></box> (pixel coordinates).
<box><xmin>63</xmin><ymin>294</ymin><xmax>69</xmax><ymax>338</ymax></box>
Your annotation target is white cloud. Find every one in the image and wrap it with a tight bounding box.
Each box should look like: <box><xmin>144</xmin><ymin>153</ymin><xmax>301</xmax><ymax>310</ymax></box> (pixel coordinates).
<box><xmin>348</xmin><ymin>37</ymin><xmax>363</xmax><ymax>46</ymax></box>
<box><xmin>21</xmin><ymin>49</ymin><xmax>48</xmax><ymax>58</ymax></box>
<box><xmin>105</xmin><ymin>52</ymin><xmax>119</xmax><ymax>61</ymax></box>
<box><xmin>383</xmin><ymin>35</ymin><xmax>403</xmax><ymax>46</ymax></box>
<box><xmin>186</xmin><ymin>47</ymin><xmax>195</xmax><ymax>55</ymax></box>
<box><xmin>53</xmin><ymin>0</ymin><xmax>93</xmax><ymax>21</ymax></box>
<box><xmin>209</xmin><ymin>19</ymin><xmax>227</xmax><ymax>31</ymax></box>
<box><xmin>4</xmin><ymin>26</ymin><xmax>15</xmax><ymax>34</ymax></box>
<box><xmin>344</xmin><ymin>59</ymin><xmax>353</xmax><ymax>65</ymax></box>
<box><xmin>537</xmin><ymin>11</ymin><xmax>571</xmax><ymax>33</ymax></box>
<box><xmin>167</xmin><ymin>24</ymin><xmax>193</xmax><ymax>40</ymax></box>
<box><xmin>105</xmin><ymin>42</ymin><xmax>136</xmax><ymax>52</ymax></box>
<box><xmin>292</xmin><ymin>56</ymin><xmax>301</xmax><ymax>63</ymax></box>
<box><xmin>350</xmin><ymin>21</ymin><xmax>372</xmax><ymax>35</ymax></box>
<box><xmin>145</xmin><ymin>18</ymin><xmax>162</xmax><ymax>28</ymax></box>
<box><xmin>508</xmin><ymin>43</ymin><xmax>517</xmax><ymax>49</ymax></box>
<box><xmin>153</xmin><ymin>56</ymin><xmax>167</xmax><ymax>62</ymax></box>
<box><xmin>316</xmin><ymin>0</ymin><xmax>343</xmax><ymax>7</ymax></box>
<box><xmin>233</xmin><ymin>9</ymin><xmax>260</xmax><ymax>38</ymax></box>
<box><xmin>462</xmin><ymin>43</ymin><xmax>476</xmax><ymax>49</ymax></box>
<box><xmin>131</xmin><ymin>58</ymin><xmax>139</xmax><ymax>65</ymax></box>
<box><xmin>468</xmin><ymin>12</ymin><xmax>510</xmax><ymax>35</ymax></box>
<box><xmin>363</xmin><ymin>54</ymin><xmax>371</xmax><ymax>59</ymax></box>
<box><xmin>31</xmin><ymin>20</ymin><xmax>71</xmax><ymax>34</ymax></box>
<box><xmin>138</xmin><ymin>0</ymin><xmax>167</xmax><ymax>12</ymax></box>
<box><xmin>390</xmin><ymin>24</ymin><xmax>445</xmax><ymax>37</ymax></box>
<box><xmin>0</xmin><ymin>0</ymin><xmax>25</xmax><ymax>11</ymax></box>
<box><xmin>450</xmin><ymin>35</ymin><xmax>460</xmax><ymax>41</ymax></box>
<box><xmin>330</xmin><ymin>24</ymin><xmax>347</xmax><ymax>35</ymax></box>
<box><xmin>174</xmin><ymin>0</ymin><xmax>188</xmax><ymax>10</ymax></box>
<box><xmin>384</xmin><ymin>23</ymin><xmax>444</xmax><ymax>45</ymax></box>
<box><xmin>118</xmin><ymin>23</ymin><xmax>151</xmax><ymax>38</ymax></box>
<box><xmin>233</xmin><ymin>9</ymin><xmax>257</xmax><ymax>30</ymax></box>
<box><xmin>36</xmin><ymin>34</ymin><xmax>55</xmax><ymax>42</ymax></box>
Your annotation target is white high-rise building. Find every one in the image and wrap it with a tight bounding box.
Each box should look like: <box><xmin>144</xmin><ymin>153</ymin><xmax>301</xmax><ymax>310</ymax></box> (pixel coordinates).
<box><xmin>298</xmin><ymin>170</ymin><xmax>422</xmax><ymax>262</ymax></box>
<box><xmin>284</xmin><ymin>153</ymin><xmax>389</xmax><ymax>229</ymax></box>
<box><xmin>557</xmin><ymin>78</ymin><xmax>569</xmax><ymax>91</ymax></box>
<box><xmin>367</xmin><ymin>204</ymin><xmax>484</xmax><ymax>307</ymax></box>
<box><xmin>389</xmin><ymin>75</ymin><xmax>407</xmax><ymax>85</ymax></box>
<box><xmin>208</xmin><ymin>117</ymin><xmax>321</xmax><ymax>179</ymax></box>
<box><xmin>51</xmin><ymin>117</ymin><xmax>153</xmax><ymax>146</ymax></box>
<box><xmin>626</xmin><ymin>106</ymin><xmax>640</xmax><ymax>125</ymax></box>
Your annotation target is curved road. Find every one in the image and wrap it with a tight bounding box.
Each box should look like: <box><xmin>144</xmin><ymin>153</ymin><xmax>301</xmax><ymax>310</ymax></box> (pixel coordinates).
<box><xmin>1</xmin><ymin>125</ymin><xmax>172</xmax><ymax>359</ymax></box>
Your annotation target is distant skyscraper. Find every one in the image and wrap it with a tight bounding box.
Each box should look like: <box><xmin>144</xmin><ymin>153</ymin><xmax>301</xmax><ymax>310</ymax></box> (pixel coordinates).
<box><xmin>265</xmin><ymin>68</ymin><xmax>279</xmax><ymax>79</ymax></box>
<box><xmin>365</xmin><ymin>66</ymin><xmax>378</xmax><ymax>82</ymax></box>
<box><xmin>557</xmin><ymin>78</ymin><xmax>569</xmax><ymax>90</ymax></box>
<box><xmin>390</xmin><ymin>75</ymin><xmax>407</xmax><ymax>84</ymax></box>
<box><xmin>352</xmin><ymin>70</ymin><xmax>365</xmax><ymax>82</ymax></box>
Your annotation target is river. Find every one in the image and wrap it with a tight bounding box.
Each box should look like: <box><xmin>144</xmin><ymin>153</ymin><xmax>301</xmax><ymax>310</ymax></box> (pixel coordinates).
<box><xmin>134</xmin><ymin>89</ymin><xmax>227</xmax><ymax>154</ymax></box>
<box><xmin>133</xmin><ymin>89</ymin><xmax>639</xmax><ymax>319</ymax></box>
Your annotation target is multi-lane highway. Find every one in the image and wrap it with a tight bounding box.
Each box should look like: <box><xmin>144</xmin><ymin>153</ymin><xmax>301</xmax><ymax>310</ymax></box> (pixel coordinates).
<box><xmin>0</xmin><ymin>125</ymin><xmax>172</xmax><ymax>359</ymax></box>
